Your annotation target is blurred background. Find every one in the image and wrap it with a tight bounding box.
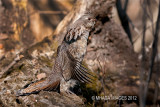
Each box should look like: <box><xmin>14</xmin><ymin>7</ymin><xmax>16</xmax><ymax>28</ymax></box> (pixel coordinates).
<box><xmin>0</xmin><ymin>0</ymin><xmax>75</xmax><ymax>57</ymax></box>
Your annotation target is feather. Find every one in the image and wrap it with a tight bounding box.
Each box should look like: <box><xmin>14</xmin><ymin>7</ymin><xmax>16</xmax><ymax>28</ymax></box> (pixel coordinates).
<box><xmin>66</xmin><ymin>50</ymin><xmax>94</xmax><ymax>83</ymax></box>
<box><xmin>16</xmin><ymin>75</ymin><xmax>61</xmax><ymax>96</ymax></box>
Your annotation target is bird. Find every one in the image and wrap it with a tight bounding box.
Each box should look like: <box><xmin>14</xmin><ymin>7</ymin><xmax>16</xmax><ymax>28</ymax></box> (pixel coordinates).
<box><xmin>16</xmin><ymin>14</ymin><xmax>96</xmax><ymax>96</ymax></box>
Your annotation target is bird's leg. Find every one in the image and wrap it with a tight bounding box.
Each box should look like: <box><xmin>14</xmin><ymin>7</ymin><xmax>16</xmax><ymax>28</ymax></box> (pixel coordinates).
<box><xmin>60</xmin><ymin>78</ymin><xmax>77</xmax><ymax>95</ymax></box>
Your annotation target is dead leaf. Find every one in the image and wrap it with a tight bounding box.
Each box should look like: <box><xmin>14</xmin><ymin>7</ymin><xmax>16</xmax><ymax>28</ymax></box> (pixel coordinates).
<box><xmin>0</xmin><ymin>44</ymin><xmax>3</xmax><ymax>49</ymax></box>
<box><xmin>37</xmin><ymin>73</ymin><xmax>46</xmax><ymax>80</ymax></box>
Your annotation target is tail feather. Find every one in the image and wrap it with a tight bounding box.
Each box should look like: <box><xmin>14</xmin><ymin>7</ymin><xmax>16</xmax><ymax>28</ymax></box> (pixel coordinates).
<box><xmin>16</xmin><ymin>79</ymin><xmax>60</xmax><ymax>96</ymax></box>
<box><xmin>43</xmin><ymin>80</ymin><xmax>60</xmax><ymax>92</ymax></box>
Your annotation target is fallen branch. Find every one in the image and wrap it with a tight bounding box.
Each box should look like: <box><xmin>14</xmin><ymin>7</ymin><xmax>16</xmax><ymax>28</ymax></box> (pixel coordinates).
<box><xmin>0</xmin><ymin>54</ymin><xmax>24</xmax><ymax>78</ymax></box>
<box><xmin>29</xmin><ymin>10</ymin><xmax>68</xmax><ymax>16</ymax></box>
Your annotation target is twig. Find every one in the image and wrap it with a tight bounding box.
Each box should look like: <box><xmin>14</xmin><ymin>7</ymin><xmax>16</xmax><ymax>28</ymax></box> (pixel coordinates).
<box><xmin>140</xmin><ymin>0</ymin><xmax>147</xmax><ymax>106</ymax></box>
<box><xmin>146</xmin><ymin>0</ymin><xmax>155</xmax><ymax>35</ymax></box>
<box><xmin>38</xmin><ymin>10</ymin><xmax>67</xmax><ymax>14</ymax></box>
<box><xmin>144</xmin><ymin>0</ymin><xmax>160</xmax><ymax>105</ymax></box>
<box><xmin>0</xmin><ymin>55</ymin><xmax>5</xmax><ymax>62</ymax></box>
<box><xmin>153</xmin><ymin>56</ymin><xmax>159</xmax><ymax>107</ymax></box>
<box><xmin>29</xmin><ymin>10</ymin><xmax>67</xmax><ymax>16</ymax></box>
<box><xmin>116</xmin><ymin>0</ymin><xmax>133</xmax><ymax>44</ymax></box>
<box><xmin>133</xmin><ymin>21</ymin><xmax>157</xmax><ymax>44</ymax></box>
<box><xmin>153</xmin><ymin>80</ymin><xmax>159</xmax><ymax>107</ymax></box>
<box><xmin>0</xmin><ymin>54</ymin><xmax>24</xmax><ymax>78</ymax></box>
<box><xmin>124</xmin><ymin>0</ymin><xmax>128</xmax><ymax>12</ymax></box>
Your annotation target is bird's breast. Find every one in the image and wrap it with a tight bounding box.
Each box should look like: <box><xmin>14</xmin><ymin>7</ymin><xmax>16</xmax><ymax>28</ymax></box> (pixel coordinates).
<box><xmin>69</xmin><ymin>33</ymin><xmax>89</xmax><ymax>62</ymax></box>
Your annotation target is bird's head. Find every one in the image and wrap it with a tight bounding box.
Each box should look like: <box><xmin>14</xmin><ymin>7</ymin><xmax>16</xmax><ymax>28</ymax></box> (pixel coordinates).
<box><xmin>79</xmin><ymin>14</ymin><xmax>96</xmax><ymax>30</ymax></box>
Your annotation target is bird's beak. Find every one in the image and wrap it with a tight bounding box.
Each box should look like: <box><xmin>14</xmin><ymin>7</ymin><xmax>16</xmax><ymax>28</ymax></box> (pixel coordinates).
<box><xmin>91</xmin><ymin>18</ymin><xmax>96</xmax><ymax>22</ymax></box>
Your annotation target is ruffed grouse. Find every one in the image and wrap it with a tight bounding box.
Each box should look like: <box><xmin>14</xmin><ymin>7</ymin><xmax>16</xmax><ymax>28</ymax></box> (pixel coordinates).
<box><xmin>17</xmin><ymin>14</ymin><xmax>96</xmax><ymax>96</ymax></box>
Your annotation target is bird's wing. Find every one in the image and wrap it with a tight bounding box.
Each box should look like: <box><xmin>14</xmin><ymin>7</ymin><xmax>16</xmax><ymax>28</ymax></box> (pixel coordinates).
<box><xmin>64</xmin><ymin>25</ymin><xmax>83</xmax><ymax>42</ymax></box>
<box><xmin>66</xmin><ymin>50</ymin><xmax>94</xmax><ymax>83</ymax></box>
<box><xmin>61</xmin><ymin>48</ymin><xmax>72</xmax><ymax>81</ymax></box>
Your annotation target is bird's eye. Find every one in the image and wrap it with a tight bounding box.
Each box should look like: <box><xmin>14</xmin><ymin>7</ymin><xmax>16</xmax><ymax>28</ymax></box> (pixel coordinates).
<box><xmin>88</xmin><ymin>18</ymin><xmax>91</xmax><ymax>20</ymax></box>
<box><xmin>85</xmin><ymin>17</ymin><xmax>91</xmax><ymax>20</ymax></box>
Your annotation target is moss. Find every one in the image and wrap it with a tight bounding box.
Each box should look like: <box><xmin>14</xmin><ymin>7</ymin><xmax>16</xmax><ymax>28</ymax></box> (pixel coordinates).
<box><xmin>50</xmin><ymin>41</ymin><xmax>59</xmax><ymax>51</ymax></box>
<box><xmin>39</xmin><ymin>56</ymin><xmax>53</xmax><ymax>68</ymax></box>
<box><xmin>80</xmin><ymin>66</ymin><xmax>121</xmax><ymax>106</ymax></box>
